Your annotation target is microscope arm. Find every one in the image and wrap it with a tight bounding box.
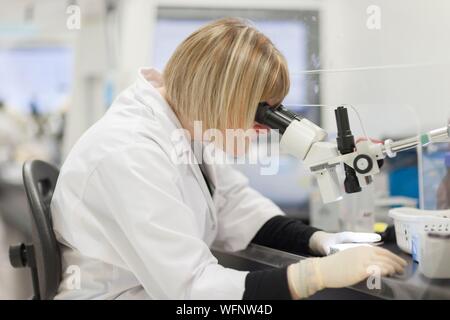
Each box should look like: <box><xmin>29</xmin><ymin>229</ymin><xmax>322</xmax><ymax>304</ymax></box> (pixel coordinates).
<box><xmin>304</xmin><ymin>123</ymin><xmax>450</xmax><ymax>203</ymax></box>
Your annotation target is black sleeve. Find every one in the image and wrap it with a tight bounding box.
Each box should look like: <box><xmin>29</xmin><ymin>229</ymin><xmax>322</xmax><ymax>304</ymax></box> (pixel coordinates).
<box><xmin>251</xmin><ymin>215</ymin><xmax>321</xmax><ymax>255</ymax></box>
<box><xmin>243</xmin><ymin>216</ymin><xmax>321</xmax><ymax>300</ymax></box>
<box><xmin>243</xmin><ymin>267</ymin><xmax>291</xmax><ymax>300</ymax></box>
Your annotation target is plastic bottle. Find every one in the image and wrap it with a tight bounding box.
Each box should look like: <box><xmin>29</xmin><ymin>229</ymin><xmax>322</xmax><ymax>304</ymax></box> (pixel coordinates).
<box><xmin>437</xmin><ymin>152</ymin><xmax>450</xmax><ymax>210</ymax></box>
<box><xmin>339</xmin><ymin>183</ymin><xmax>375</xmax><ymax>232</ymax></box>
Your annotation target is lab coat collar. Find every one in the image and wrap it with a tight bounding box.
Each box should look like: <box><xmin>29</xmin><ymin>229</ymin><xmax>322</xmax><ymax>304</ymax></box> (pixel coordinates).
<box><xmin>134</xmin><ymin>68</ymin><xmax>217</xmax><ymax>225</ymax></box>
<box><xmin>136</xmin><ymin>68</ymin><xmax>183</xmax><ymax>130</ymax></box>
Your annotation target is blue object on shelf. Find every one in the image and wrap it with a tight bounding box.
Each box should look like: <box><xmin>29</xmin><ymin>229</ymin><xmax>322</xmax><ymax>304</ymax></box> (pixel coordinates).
<box><xmin>389</xmin><ymin>166</ymin><xmax>419</xmax><ymax>200</ymax></box>
<box><xmin>445</xmin><ymin>152</ymin><xmax>450</xmax><ymax>167</ymax></box>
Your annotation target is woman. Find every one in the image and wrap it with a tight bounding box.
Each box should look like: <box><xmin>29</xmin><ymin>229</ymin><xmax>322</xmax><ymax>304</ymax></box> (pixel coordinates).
<box><xmin>51</xmin><ymin>18</ymin><xmax>406</xmax><ymax>300</ymax></box>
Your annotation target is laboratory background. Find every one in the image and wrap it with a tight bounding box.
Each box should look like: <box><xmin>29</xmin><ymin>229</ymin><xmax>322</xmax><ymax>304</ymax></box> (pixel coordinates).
<box><xmin>0</xmin><ymin>0</ymin><xmax>449</xmax><ymax>300</ymax></box>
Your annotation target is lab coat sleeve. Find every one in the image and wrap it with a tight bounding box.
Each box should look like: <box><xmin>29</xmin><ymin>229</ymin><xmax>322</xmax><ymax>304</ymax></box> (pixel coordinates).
<box><xmin>82</xmin><ymin>143</ymin><xmax>247</xmax><ymax>299</ymax></box>
<box><xmin>212</xmin><ymin>164</ymin><xmax>285</xmax><ymax>252</ymax></box>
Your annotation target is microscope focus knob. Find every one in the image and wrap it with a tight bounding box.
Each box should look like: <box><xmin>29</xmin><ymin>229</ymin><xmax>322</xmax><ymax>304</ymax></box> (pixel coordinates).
<box><xmin>353</xmin><ymin>154</ymin><xmax>373</xmax><ymax>174</ymax></box>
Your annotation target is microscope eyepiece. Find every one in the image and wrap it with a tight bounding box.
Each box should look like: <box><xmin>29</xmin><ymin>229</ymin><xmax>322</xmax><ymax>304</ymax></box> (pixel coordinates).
<box><xmin>255</xmin><ymin>102</ymin><xmax>272</xmax><ymax>124</ymax></box>
<box><xmin>255</xmin><ymin>102</ymin><xmax>303</xmax><ymax>134</ymax></box>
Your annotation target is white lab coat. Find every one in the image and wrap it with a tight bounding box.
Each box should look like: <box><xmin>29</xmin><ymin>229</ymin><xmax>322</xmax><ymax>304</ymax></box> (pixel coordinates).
<box><xmin>51</xmin><ymin>68</ymin><xmax>284</xmax><ymax>300</ymax></box>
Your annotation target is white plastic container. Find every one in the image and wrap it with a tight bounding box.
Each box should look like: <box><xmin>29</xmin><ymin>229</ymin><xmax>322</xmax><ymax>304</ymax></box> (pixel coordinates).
<box><xmin>419</xmin><ymin>232</ymin><xmax>450</xmax><ymax>278</ymax></box>
<box><xmin>388</xmin><ymin>207</ymin><xmax>450</xmax><ymax>258</ymax></box>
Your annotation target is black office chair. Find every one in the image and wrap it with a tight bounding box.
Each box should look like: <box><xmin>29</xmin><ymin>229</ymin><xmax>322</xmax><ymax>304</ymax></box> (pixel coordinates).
<box><xmin>9</xmin><ymin>160</ymin><xmax>62</xmax><ymax>300</ymax></box>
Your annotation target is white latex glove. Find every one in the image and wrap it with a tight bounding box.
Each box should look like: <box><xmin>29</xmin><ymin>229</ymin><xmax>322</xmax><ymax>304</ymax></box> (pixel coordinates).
<box><xmin>288</xmin><ymin>246</ymin><xmax>407</xmax><ymax>299</ymax></box>
<box><xmin>309</xmin><ymin>231</ymin><xmax>382</xmax><ymax>256</ymax></box>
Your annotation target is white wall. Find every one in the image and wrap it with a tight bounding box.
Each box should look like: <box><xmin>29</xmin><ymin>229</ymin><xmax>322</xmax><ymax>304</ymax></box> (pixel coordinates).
<box><xmin>320</xmin><ymin>0</ymin><xmax>450</xmax><ymax>138</ymax></box>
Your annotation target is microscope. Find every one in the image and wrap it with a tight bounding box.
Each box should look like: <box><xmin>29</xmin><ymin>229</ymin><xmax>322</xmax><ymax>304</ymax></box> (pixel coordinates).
<box><xmin>256</xmin><ymin>102</ymin><xmax>450</xmax><ymax>203</ymax></box>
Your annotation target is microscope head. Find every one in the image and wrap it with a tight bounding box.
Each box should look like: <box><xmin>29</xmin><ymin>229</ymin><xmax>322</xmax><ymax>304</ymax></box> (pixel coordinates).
<box><xmin>255</xmin><ymin>103</ymin><xmax>384</xmax><ymax>203</ymax></box>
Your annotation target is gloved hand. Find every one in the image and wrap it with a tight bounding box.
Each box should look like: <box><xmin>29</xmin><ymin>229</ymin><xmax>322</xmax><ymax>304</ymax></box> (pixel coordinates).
<box><xmin>287</xmin><ymin>246</ymin><xmax>407</xmax><ymax>299</ymax></box>
<box><xmin>309</xmin><ymin>231</ymin><xmax>382</xmax><ymax>256</ymax></box>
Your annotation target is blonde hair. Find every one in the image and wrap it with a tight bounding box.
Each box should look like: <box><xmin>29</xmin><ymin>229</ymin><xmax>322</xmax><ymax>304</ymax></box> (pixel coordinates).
<box><xmin>163</xmin><ymin>18</ymin><xmax>290</xmax><ymax>131</ymax></box>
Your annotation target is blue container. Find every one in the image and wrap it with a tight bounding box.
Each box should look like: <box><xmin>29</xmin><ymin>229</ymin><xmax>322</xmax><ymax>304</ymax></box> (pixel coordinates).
<box><xmin>445</xmin><ymin>152</ymin><xmax>450</xmax><ymax>168</ymax></box>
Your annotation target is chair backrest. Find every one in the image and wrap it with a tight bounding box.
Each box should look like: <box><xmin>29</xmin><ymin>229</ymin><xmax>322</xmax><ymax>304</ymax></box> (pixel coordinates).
<box><xmin>22</xmin><ymin>160</ymin><xmax>61</xmax><ymax>300</ymax></box>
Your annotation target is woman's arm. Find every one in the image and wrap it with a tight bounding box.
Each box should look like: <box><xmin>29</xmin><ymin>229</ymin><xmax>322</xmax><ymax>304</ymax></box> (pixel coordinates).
<box><xmin>244</xmin><ymin>267</ymin><xmax>292</xmax><ymax>300</ymax></box>
<box><xmin>250</xmin><ymin>215</ymin><xmax>321</xmax><ymax>255</ymax></box>
<box><xmin>243</xmin><ymin>216</ymin><xmax>320</xmax><ymax>300</ymax></box>
<box><xmin>243</xmin><ymin>246</ymin><xmax>407</xmax><ymax>300</ymax></box>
